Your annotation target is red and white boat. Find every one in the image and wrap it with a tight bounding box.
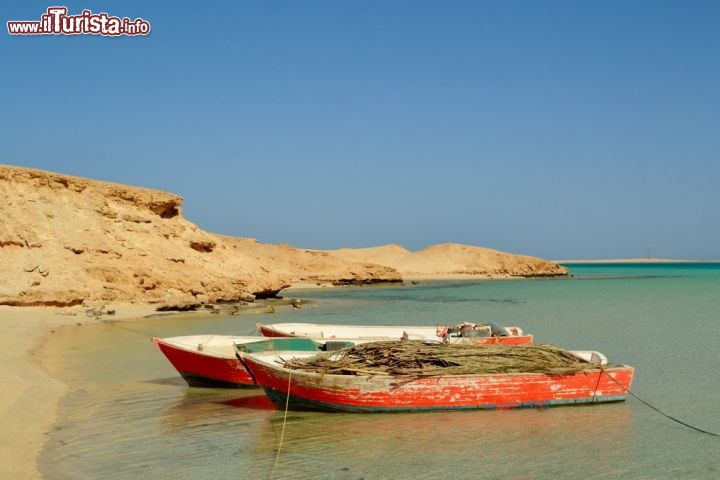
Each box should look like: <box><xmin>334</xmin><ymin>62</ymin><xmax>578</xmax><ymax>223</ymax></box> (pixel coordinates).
<box><xmin>237</xmin><ymin>341</ymin><xmax>634</xmax><ymax>412</ymax></box>
<box><xmin>153</xmin><ymin>335</ymin><xmax>264</xmax><ymax>388</ymax></box>
<box><xmin>257</xmin><ymin>321</ymin><xmax>533</xmax><ymax>345</ymax></box>
<box><xmin>152</xmin><ymin>336</ymin><xmax>343</xmax><ymax>388</ymax></box>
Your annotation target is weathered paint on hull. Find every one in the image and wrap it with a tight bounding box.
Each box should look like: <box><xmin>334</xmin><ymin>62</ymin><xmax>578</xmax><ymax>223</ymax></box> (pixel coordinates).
<box><xmin>263</xmin><ymin>388</ymin><xmax>630</xmax><ymax>413</ymax></box>
<box><xmin>242</xmin><ymin>354</ymin><xmax>634</xmax><ymax>413</ymax></box>
<box><xmin>153</xmin><ymin>338</ymin><xmax>255</xmax><ymax>388</ymax></box>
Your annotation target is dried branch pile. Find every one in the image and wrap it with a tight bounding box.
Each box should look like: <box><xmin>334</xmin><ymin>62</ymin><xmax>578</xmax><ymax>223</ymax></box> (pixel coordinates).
<box><xmin>280</xmin><ymin>341</ymin><xmax>599</xmax><ymax>377</ymax></box>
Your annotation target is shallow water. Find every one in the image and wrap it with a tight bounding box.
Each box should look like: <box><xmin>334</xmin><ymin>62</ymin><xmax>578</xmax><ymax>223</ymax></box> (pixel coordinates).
<box><xmin>40</xmin><ymin>264</ymin><xmax>720</xmax><ymax>479</ymax></box>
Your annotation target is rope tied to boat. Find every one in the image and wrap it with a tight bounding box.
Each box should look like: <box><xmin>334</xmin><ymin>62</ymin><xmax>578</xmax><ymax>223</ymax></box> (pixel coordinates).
<box><xmin>271</xmin><ymin>369</ymin><xmax>293</xmax><ymax>478</ymax></box>
<box><xmin>591</xmin><ymin>365</ymin><xmax>605</xmax><ymax>403</ymax></box>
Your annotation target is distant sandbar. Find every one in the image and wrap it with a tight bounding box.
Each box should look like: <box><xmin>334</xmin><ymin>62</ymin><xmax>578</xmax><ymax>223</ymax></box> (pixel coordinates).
<box><xmin>556</xmin><ymin>258</ymin><xmax>719</xmax><ymax>264</ymax></box>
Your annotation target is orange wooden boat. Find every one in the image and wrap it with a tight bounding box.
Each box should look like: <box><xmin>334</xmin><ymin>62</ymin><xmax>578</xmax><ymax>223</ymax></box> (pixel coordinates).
<box><xmin>237</xmin><ymin>341</ymin><xmax>633</xmax><ymax>412</ymax></box>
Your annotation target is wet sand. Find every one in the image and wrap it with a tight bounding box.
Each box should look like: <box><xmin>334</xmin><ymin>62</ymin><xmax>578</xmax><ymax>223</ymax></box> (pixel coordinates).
<box><xmin>0</xmin><ymin>296</ymin><xmax>309</xmax><ymax>478</ymax></box>
<box><xmin>0</xmin><ymin>304</ymin><xmax>157</xmax><ymax>479</ymax></box>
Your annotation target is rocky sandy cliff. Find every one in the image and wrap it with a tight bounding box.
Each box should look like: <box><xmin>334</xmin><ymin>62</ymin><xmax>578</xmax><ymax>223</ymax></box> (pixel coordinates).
<box><xmin>0</xmin><ymin>165</ymin><xmax>399</xmax><ymax>308</ymax></box>
<box><xmin>0</xmin><ymin>165</ymin><xmax>567</xmax><ymax>310</ymax></box>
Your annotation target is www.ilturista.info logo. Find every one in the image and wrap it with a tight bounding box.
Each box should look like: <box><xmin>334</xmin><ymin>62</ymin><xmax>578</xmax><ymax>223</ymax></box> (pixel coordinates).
<box><xmin>7</xmin><ymin>7</ymin><xmax>150</xmax><ymax>36</ymax></box>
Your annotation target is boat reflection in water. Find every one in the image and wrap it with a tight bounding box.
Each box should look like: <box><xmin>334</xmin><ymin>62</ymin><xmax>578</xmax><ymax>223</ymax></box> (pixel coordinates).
<box><xmin>235</xmin><ymin>401</ymin><xmax>635</xmax><ymax>479</ymax></box>
<box><xmin>159</xmin><ymin>388</ymin><xmax>275</xmax><ymax>434</ymax></box>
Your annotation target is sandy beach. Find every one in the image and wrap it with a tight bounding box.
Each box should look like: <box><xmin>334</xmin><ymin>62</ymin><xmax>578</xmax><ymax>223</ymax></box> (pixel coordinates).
<box><xmin>0</xmin><ymin>275</ymin><xmax>542</xmax><ymax>478</ymax></box>
<box><xmin>4</xmin><ymin>262</ymin><xmax>717</xmax><ymax>478</ymax></box>
<box><xmin>0</xmin><ymin>294</ymin><xmax>372</xmax><ymax>478</ymax></box>
<box><xmin>0</xmin><ymin>304</ymin><xmax>158</xmax><ymax>479</ymax></box>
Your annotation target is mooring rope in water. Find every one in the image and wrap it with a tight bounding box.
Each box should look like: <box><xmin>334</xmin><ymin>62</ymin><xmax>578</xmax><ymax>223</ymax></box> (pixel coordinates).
<box><xmin>271</xmin><ymin>369</ymin><xmax>292</xmax><ymax>478</ymax></box>
<box><xmin>601</xmin><ymin>368</ymin><xmax>720</xmax><ymax>438</ymax></box>
<box><xmin>591</xmin><ymin>368</ymin><xmax>603</xmax><ymax>403</ymax></box>
<box><xmin>100</xmin><ymin>319</ymin><xmax>154</xmax><ymax>337</ymax></box>
<box><xmin>43</xmin><ymin>318</ymin><xmax>157</xmax><ymax>358</ymax></box>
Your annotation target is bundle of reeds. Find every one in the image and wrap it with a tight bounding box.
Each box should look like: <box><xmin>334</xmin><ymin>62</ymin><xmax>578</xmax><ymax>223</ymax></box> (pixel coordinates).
<box><xmin>280</xmin><ymin>340</ymin><xmax>599</xmax><ymax>377</ymax></box>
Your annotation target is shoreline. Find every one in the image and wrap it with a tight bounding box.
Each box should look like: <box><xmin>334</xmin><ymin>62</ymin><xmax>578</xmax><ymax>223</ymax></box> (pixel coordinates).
<box><xmin>0</xmin><ymin>303</ymin><xmax>165</xmax><ymax>479</ymax></box>
<box><xmin>284</xmin><ymin>272</ymin><xmax>568</xmax><ymax>291</ymax></box>
<box><xmin>0</xmin><ymin>277</ymin><xmax>503</xmax><ymax>477</ymax></box>
<box><xmin>1</xmin><ymin>294</ymin><xmax>345</xmax><ymax>478</ymax></box>
<box><xmin>0</xmin><ymin>272</ymin><xmax>554</xmax><ymax>479</ymax></box>
<box><xmin>4</xmin><ymin>262</ymin><xmax>713</xmax><ymax>477</ymax></box>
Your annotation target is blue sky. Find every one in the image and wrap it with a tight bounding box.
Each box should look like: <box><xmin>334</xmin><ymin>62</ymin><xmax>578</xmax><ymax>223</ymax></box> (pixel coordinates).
<box><xmin>3</xmin><ymin>1</ymin><xmax>719</xmax><ymax>260</ymax></box>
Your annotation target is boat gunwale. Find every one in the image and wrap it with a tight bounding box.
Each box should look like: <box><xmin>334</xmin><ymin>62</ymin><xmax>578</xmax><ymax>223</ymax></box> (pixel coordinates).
<box><xmin>153</xmin><ymin>336</ymin><xmax>263</xmax><ymax>360</ymax></box>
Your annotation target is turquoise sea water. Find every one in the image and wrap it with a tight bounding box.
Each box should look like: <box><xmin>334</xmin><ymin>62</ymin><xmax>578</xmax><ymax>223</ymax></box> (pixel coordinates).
<box><xmin>40</xmin><ymin>263</ymin><xmax>720</xmax><ymax>479</ymax></box>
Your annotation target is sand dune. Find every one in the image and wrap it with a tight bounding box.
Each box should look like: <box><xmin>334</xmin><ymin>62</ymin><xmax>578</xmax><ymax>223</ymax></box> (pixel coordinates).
<box><xmin>330</xmin><ymin>243</ymin><xmax>567</xmax><ymax>279</ymax></box>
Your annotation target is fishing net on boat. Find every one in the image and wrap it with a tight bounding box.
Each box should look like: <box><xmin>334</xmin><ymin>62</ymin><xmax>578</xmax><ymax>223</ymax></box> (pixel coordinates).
<box><xmin>279</xmin><ymin>341</ymin><xmax>600</xmax><ymax>377</ymax></box>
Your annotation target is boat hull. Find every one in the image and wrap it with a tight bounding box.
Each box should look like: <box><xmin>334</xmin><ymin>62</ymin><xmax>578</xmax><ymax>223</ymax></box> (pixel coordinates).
<box><xmin>257</xmin><ymin>322</ymin><xmax>534</xmax><ymax>345</ymax></box>
<box><xmin>240</xmin><ymin>353</ymin><xmax>634</xmax><ymax>412</ymax></box>
<box><xmin>153</xmin><ymin>336</ymin><xmax>335</xmax><ymax>388</ymax></box>
<box><xmin>153</xmin><ymin>336</ymin><xmax>256</xmax><ymax>388</ymax></box>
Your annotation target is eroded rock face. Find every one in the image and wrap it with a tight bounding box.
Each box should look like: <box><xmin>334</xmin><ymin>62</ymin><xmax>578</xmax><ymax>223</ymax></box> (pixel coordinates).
<box><xmin>0</xmin><ymin>165</ymin><xmax>567</xmax><ymax>309</ymax></box>
<box><xmin>0</xmin><ymin>165</ymin><xmax>400</xmax><ymax>308</ymax></box>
